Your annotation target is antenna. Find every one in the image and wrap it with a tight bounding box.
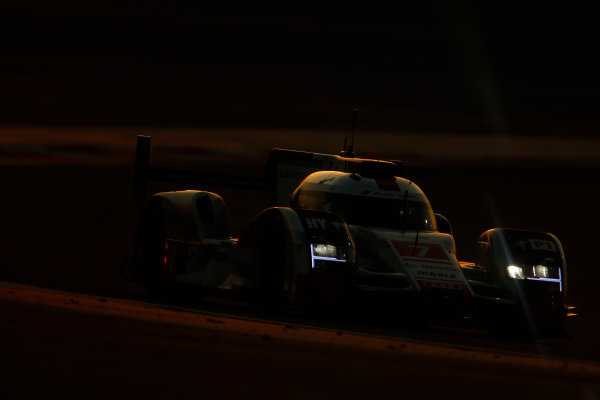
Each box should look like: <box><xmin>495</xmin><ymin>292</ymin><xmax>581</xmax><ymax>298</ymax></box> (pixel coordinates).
<box><xmin>340</xmin><ymin>106</ymin><xmax>359</xmax><ymax>158</ymax></box>
<box><xmin>351</xmin><ymin>106</ymin><xmax>359</xmax><ymax>154</ymax></box>
<box><xmin>340</xmin><ymin>106</ymin><xmax>359</xmax><ymax>157</ymax></box>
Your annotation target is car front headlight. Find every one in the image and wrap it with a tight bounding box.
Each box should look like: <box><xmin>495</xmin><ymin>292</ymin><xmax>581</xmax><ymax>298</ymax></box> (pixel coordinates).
<box><xmin>506</xmin><ymin>265</ymin><xmax>525</xmax><ymax>279</ymax></box>
<box><xmin>533</xmin><ymin>264</ymin><xmax>549</xmax><ymax>278</ymax></box>
<box><xmin>312</xmin><ymin>244</ymin><xmax>338</xmax><ymax>258</ymax></box>
<box><xmin>310</xmin><ymin>243</ymin><xmax>348</xmax><ymax>270</ymax></box>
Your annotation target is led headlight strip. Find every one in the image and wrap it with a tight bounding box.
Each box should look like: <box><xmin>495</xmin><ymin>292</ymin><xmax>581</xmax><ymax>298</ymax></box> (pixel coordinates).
<box><xmin>506</xmin><ymin>265</ymin><xmax>563</xmax><ymax>292</ymax></box>
<box><xmin>310</xmin><ymin>244</ymin><xmax>347</xmax><ymax>269</ymax></box>
<box><xmin>526</xmin><ymin>268</ymin><xmax>563</xmax><ymax>292</ymax></box>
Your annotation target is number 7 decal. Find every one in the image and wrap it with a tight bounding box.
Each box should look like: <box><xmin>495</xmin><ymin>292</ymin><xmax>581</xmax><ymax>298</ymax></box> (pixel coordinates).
<box><xmin>410</xmin><ymin>245</ymin><xmax>429</xmax><ymax>257</ymax></box>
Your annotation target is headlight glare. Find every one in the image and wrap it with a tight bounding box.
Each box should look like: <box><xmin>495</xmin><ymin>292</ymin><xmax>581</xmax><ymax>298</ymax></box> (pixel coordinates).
<box><xmin>313</xmin><ymin>244</ymin><xmax>338</xmax><ymax>258</ymax></box>
<box><xmin>310</xmin><ymin>243</ymin><xmax>348</xmax><ymax>270</ymax></box>
<box><xmin>533</xmin><ymin>265</ymin><xmax>549</xmax><ymax>278</ymax></box>
<box><xmin>507</xmin><ymin>265</ymin><xmax>525</xmax><ymax>279</ymax></box>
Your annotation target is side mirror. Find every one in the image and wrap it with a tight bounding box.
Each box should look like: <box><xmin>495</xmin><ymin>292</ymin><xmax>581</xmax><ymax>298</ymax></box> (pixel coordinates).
<box><xmin>435</xmin><ymin>213</ymin><xmax>453</xmax><ymax>235</ymax></box>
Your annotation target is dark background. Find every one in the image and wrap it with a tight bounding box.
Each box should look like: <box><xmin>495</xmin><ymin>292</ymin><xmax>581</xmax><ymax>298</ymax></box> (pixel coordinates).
<box><xmin>0</xmin><ymin>5</ymin><xmax>598</xmax><ymax>330</ymax></box>
<box><xmin>1</xmin><ymin>4</ymin><xmax>598</xmax><ymax>136</ymax></box>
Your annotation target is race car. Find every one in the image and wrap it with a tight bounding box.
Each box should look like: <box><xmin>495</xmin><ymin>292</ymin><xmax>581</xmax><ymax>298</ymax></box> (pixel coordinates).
<box><xmin>126</xmin><ymin>135</ymin><xmax>568</xmax><ymax>338</ymax></box>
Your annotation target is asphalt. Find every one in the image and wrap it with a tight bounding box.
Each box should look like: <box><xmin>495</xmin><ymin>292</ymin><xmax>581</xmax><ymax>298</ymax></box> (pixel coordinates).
<box><xmin>2</xmin><ymin>283</ymin><xmax>599</xmax><ymax>400</ymax></box>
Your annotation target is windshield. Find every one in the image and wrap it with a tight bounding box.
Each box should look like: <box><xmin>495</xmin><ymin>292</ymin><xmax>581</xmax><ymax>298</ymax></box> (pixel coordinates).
<box><xmin>297</xmin><ymin>191</ymin><xmax>436</xmax><ymax>231</ymax></box>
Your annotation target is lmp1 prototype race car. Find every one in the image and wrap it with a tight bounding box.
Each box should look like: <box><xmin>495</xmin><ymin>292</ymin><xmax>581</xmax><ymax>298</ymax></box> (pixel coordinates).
<box><xmin>125</xmin><ymin>135</ymin><xmax>568</xmax><ymax>338</ymax></box>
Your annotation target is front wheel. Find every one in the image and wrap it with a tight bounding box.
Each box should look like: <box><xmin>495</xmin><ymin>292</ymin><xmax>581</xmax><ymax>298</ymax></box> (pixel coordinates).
<box><xmin>479</xmin><ymin>306</ymin><xmax>541</xmax><ymax>341</ymax></box>
<box><xmin>257</xmin><ymin>230</ymin><xmax>286</xmax><ymax>312</ymax></box>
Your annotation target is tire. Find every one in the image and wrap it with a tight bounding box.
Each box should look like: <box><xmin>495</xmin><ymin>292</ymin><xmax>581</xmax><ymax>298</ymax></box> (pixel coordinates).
<box><xmin>483</xmin><ymin>308</ymin><xmax>539</xmax><ymax>341</ymax></box>
<box><xmin>257</xmin><ymin>229</ymin><xmax>286</xmax><ymax>312</ymax></box>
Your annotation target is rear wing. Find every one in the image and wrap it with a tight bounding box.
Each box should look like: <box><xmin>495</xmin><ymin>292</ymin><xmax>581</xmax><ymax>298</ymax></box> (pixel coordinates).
<box><xmin>133</xmin><ymin>135</ymin><xmax>404</xmax><ymax>208</ymax></box>
<box><xmin>133</xmin><ymin>135</ymin><xmax>271</xmax><ymax>209</ymax></box>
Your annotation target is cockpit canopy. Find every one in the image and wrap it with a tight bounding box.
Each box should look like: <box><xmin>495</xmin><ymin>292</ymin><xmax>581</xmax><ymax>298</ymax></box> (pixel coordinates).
<box><xmin>291</xmin><ymin>171</ymin><xmax>437</xmax><ymax>232</ymax></box>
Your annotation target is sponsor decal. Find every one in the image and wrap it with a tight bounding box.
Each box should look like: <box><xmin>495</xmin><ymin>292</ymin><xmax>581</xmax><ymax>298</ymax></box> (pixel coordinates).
<box><xmin>305</xmin><ymin>217</ymin><xmax>328</xmax><ymax>230</ymax></box>
<box><xmin>529</xmin><ymin>239</ymin><xmax>557</xmax><ymax>252</ymax></box>
<box><xmin>416</xmin><ymin>280</ymin><xmax>469</xmax><ymax>292</ymax></box>
<box><xmin>392</xmin><ymin>240</ymin><xmax>471</xmax><ymax>296</ymax></box>
<box><xmin>404</xmin><ymin>261</ymin><xmax>461</xmax><ymax>282</ymax></box>
<box><xmin>392</xmin><ymin>241</ymin><xmax>451</xmax><ymax>262</ymax></box>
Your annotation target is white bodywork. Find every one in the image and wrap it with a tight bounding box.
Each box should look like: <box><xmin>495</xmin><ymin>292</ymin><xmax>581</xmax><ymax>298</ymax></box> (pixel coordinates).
<box><xmin>131</xmin><ymin>137</ymin><xmax>568</xmax><ymax>334</ymax></box>
<box><xmin>292</xmin><ymin>171</ymin><xmax>473</xmax><ymax>297</ymax></box>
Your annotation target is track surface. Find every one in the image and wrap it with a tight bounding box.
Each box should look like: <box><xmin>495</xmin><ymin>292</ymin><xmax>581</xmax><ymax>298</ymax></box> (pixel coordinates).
<box><xmin>1</xmin><ymin>282</ymin><xmax>598</xmax><ymax>400</ymax></box>
<box><xmin>1</xmin><ymin>157</ymin><xmax>598</xmax><ymax>400</ymax></box>
<box><xmin>2</xmin><ymin>8</ymin><xmax>598</xmax><ymax>398</ymax></box>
